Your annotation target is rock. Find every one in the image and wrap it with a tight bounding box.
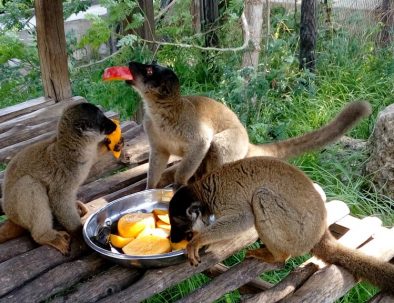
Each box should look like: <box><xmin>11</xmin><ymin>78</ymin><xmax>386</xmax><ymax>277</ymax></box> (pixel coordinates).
<box><xmin>365</xmin><ymin>104</ymin><xmax>394</xmax><ymax>198</ymax></box>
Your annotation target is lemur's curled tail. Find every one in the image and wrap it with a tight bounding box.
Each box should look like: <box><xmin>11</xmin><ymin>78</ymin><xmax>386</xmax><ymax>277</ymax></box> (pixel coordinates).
<box><xmin>0</xmin><ymin>220</ymin><xmax>26</xmax><ymax>243</ymax></box>
<box><xmin>247</xmin><ymin>101</ymin><xmax>371</xmax><ymax>159</ymax></box>
<box><xmin>311</xmin><ymin>229</ymin><xmax>394</xmax><ymax>293</ymax></box>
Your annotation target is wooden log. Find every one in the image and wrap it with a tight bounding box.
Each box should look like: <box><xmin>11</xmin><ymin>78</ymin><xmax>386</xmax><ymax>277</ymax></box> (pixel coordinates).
<box><xmin>96</xmin><ymin>228</ymin><xmax>259</xmax><ymax>303</ymax></box>
<box><xmin>178</xmin><ymin>258</ymin><xmax>280</xmax><ymax>303</ymax></box>
<box><xmin>204</xmin><ymin>263</ymin><xmax>273</xmax><ymax>294</ymax></box>
<box><xmin>325</xmin><ymin>200</ymin><xmax>350</xmax><ymax>226</ymax></box>
<box><xmin>80</xmin><ymin>178</ymin><xmax>148</xmax><ymax>224</ymax></box>
<box><xmin>120</xmin><ymin>131</ymin><xmax>150</xmax><ymax>164</ymax></box>
<box><xmin>0</xmin><ymin>239</ymin><xmax>87</xmax><ymax>297</ymax></box>
<box><xmin>0</xmin><ymin>119</ymin><xmax>58</xmax><ymax>149</ymax></box>
<box><xmin>86</xmin><ymin>127</ymin><xmax>149</xmax><ymax>183</ymax></box>
<box><xmin>0</xmin><ymin>110</ymin><xmax>118</xmax><ymax>163</ymax></box>
<box><xmin>122</xmin><ymin>124</ymin><xmax>144</xmax><ymax>141</ymax></box>
<box><xmin>244</xmin><ymin>216</ymin><xmax>382</xmax><ymax>303</ymax></box>
<box><xmin>242</xmin><ymin>263</ymin><xmax>319</xmax><ymax>303</ymax></box>
<box><xmin>49</xmin><ymin>265</ymin><xmax>143</xmax><ymax>303</ymax></box>
<box><xmin>368</xmin><ymin>292</ymin><xmax>394</xmax><ymax>303</ymax></box>
<box><xmin>0</xmin><ymin>96</ymin><xmax>84</xmax><ymax>134</ymax></box>
<box><xmin>0</xmin><ymin>236</ymin><xmax>37</xmax><ymax>263</ymax></box>
<box><xmin>78</xmin><ymin>163</ymin><xmax>149</xmax><ymax>203</ymax></box>
<box><xmin>35</xmin><ymin>0</ymin><xmax>71</xmax><ymax>101</ymax></box>
<box><xmin>281</xmin><ymin>226</ymin><xmax>394</xmax><ymax>303</ymax></box>
<box><xmin>1</xmin><ymin>254</ymin><xmax>106</xmax><ymax>303</ymax></box>
<box><xmin>0</xmin><ymin>97</ymin><xmax>55</xmax><ymax>124</ymax></box>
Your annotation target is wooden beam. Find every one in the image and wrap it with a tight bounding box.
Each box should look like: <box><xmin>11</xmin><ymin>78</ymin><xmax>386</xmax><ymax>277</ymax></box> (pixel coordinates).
<box><xmin>34</xmin><ymin>0</ymin><xmax>72</xmax><ymax>101</ymax></box>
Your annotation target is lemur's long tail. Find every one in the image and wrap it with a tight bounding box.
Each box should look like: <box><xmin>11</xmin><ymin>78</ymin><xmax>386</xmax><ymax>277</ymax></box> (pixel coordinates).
<box><xmin>311</xmin><ymin>229</ymin><xmax>394</xmax><ymax>293</ymax></box>
<box><xmin>247</xmin><ymin>101</ymin><xmax>371</xmax><ymax>159</ymax></box>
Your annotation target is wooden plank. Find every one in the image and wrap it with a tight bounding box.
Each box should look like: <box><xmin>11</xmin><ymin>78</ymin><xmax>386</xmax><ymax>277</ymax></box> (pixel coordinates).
<box><xmin>1</xmin><ymin>254</ymin><xmax>106</xmax><ymax>303</ymax></box>
<box><xmin>178</xmin><ymin>258</ymin><xmax>280</xmax><ymax>303</ymax></box>
<box><xmin>0</xmin><ymin>119</ymin><xmax>58</xmax><ymax>149</ymax></box>
<box><xmin>78</xmin><ymin>163</ymin><xmax>149</xmax><ymax>203</ymax></box>
<box><xmin>0</xmin><ymin>110</ymin><xmax>118</xmax><ymax>163</ymax></box>
<box><xmin>245</xmin><ymin>216</ymin><xmax>382</xmax><ymax>303</ymax></box>
<box><xmin>80</xmin><ymin>178</ymin><xmax>147</xmax><ymax>224</ymax></box>
<box><xmin>0</xmin><ymin>97</ymin><xmax>55</xmax><ymax>124</ymax></box>
<box><xmin>0</xmin><ymin>96</ymin><xmax>84</xmax><ymax>134</ymax></box>
<box><xmin>368</xmin><ymin>292</ymin><xmax>394</xmax><ymax>303</ymax></box>
<box><xmin>0</xmin><ymin>239</ymin><xmax>87</xmax><ymax>297</ymax></box>
<box><xmin>49</xmin><ymin>266</ymin><xmax>143</xmax><ymax>303</ymax></box>
<box><xmin>281</xmin><ymin>226</ymin><xmax>394</xmax><ymax>303</ymax></box>
<box><xmin>86</xmin><ymin>127</ymin><xmax>149</xmax><ymax>184</ymax></box>
<box><xmin>325</xmin><ymin>200</ymin><xmax>350</xmax><ymax>226</ymax></box>
<box><xmin>204</xmin><ymin>263</ymin><xmax>273</xmax><ymax>294</ymax></box>
<box><xmin>96</xmin><ymin>228</ymin><xmax>259</xmax><ymax>303</ymax></box>
<box><xmin>242</xmin><ymin>263</ymin><xmax>319</xmax><ymax>303</ymax></box>
<box><xmin>0</xmin><ymin>236</ymin><xmax>37</xmax><ymax>263</ymax></box>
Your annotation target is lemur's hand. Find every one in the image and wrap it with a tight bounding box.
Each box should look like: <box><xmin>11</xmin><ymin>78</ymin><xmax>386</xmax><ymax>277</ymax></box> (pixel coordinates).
<box><xmin>113</xmin><ymin>136</ymin><xmax>124</xmax><ymax>152</ymax></box>
<box><xmin>187</xmin><ymin>236</ymin><xmax>202</xmax><ymax>266</ymax></box>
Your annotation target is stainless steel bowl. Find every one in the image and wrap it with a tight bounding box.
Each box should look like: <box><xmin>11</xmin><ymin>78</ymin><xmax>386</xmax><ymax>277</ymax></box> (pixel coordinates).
<box><xmin>83</xmin><ymin>189</ymin><xmax>187</xmax><ymax>268</ymax></box>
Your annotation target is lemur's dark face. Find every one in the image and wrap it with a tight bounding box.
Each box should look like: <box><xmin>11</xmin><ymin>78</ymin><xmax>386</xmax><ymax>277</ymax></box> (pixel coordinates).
<box><xmin>126</xmin><ymin>61</ymin><xmax>180</xmax><ymax>100</ymax></box>
<box><xmin>64</xmin><ymin>103</ymin><xmax>116</xmax><ymax>136</ymax></box>
<box><xmin>169</xmin><ymin>186</ymin><xmax>213</xmax><ymax>243</ymax></box>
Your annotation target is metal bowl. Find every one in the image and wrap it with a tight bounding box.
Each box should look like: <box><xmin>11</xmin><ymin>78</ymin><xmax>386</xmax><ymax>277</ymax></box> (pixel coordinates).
<box><xmin>83</xmin><ymin>189</ymin><xmax>187</xmax><ymax>268</ymax></box>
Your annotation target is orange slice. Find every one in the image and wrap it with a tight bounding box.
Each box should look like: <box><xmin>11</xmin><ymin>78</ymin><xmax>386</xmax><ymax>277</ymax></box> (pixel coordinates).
<box><xmin>109</xmin><ymin>234</ymin><xmax>134</xmax><ymax>248</ymax></box>
<box><xmin>118</xmin><ymin>213</ymin><xmax>155</xmax><ymax>238</ymax></box>
<box><xmin>170</xmin><ymin>240</ymin><xmax>189</xmax><ymax>251</ymax></box>
<box><xmin>105</xmin><ymin>119</ymin><xmax>122</xmax><ymax>158</ymax></box>
<box><xmin>156</xmin><ymin>219</ymin><xmax>171</xmax><ymax>230</ymax></box>
<box><xmin>136</xmin><ymin>227</ymin><xmax>170</xmax><ymax>239</ymax></box>
<box><xmin>122</xmin><ymin>235</ymin><xmax>171</xmax><ymax>255</ymax></box>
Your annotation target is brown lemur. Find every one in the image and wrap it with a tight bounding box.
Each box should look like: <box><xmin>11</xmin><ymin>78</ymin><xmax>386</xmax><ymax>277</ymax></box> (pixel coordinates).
<box><xmin>0</xmin><ymin>103</ymin><xmax>117</xmax><ymax>255</ymax></box>
<box><xmin>125</xmin><ymin>61</ymin><xmax>371</xmax><ymax>189</ymax></box>
<box><xmin>169</xmin><ymin>157</ymin><xmax>394</xmax><ymax>293</ymax></box>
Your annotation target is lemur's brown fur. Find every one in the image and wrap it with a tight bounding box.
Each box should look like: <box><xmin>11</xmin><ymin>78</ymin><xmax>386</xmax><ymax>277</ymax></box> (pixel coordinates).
<box><xmin>126</xmin><ymin>61</ymin><xmax>371</xmax><ymax>188</ymax></box>
<box><xmin>169</xmin><ymin>157</ymin><xmax>394</xmax><ymax>293</ymax></box>
<box><xmin>0</xmin><ymin>103</ymin><xmax>116</xmax><ymax>254</ymax></box>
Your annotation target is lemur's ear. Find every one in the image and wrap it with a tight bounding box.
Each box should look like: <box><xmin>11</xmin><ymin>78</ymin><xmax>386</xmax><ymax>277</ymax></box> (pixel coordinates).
<box><xmin>186</xmin><ymin>201</ymin><xmax>202</xmax><ymax>221</ymax></box>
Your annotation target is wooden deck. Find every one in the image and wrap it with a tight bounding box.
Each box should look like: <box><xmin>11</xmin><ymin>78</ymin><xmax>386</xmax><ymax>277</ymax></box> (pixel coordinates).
<box><xmin>0</xmin><ymin>97</ymin><xmax>393</xmax><ymax>303</ymax></box>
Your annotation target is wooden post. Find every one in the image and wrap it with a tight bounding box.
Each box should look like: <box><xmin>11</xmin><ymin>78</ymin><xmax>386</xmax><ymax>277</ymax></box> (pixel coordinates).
<box><xmin>299</xmin><ymin>0</ymin><xmax>317</xmax><ymax>71</ymax></box>
<box><xmin>34</xmin><ymin>0</ymin><xmax>72</xmax><ymax>101</ymax></box>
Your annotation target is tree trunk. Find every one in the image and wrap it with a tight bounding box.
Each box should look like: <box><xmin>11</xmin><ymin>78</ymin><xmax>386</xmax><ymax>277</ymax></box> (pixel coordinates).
<box><xmin>200</xmin><ymin>0</ymin><xmax>220</xmax><ymax>47</ymax></box>
<box><xmin>191</xmin><ymin>0</ymin><xmax>202</xmax><ymax>33</ymax></box>
<box><xmin>378</xmin><ymin>0</ymin><xmax>394</xmax><ymax>47</ymax></box>
<box><xmin>136</xmin><ymin>0</ymin><xmax>155</xmax><ymax>49</ymax></box>
<box><xmin>34</xmin><ymin>0</ymin><xmax>72</xmax><ymax>101</ymax></box>
<box><xmin>242</xmin><ymin>0</ymin><xmax>265</xmax><ymax>68</ymax></box>
<box><xmin>299</xmin><ymin>0</ymin><xmax>317</xmax><ymax>71</ymax></box>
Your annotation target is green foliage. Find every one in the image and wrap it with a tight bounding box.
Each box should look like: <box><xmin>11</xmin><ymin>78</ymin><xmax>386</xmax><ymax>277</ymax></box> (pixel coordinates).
<box><xmin>78</xmin><ymin>14</ymin><xmax>111</xmax><ymax>53</ymax></box>
<box><xmin>63</xmin><ymin>0</ymin><xmax>92</xmax><ymax>20</ymax></box>
<box><xmin>0</xmin><ymin>0</ymin><xmax>34</xmax><ymax>30</ymax></box>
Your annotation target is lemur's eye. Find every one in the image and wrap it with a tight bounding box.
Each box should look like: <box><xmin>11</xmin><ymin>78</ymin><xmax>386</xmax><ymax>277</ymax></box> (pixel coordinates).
<box><xmin>186</xmin><ymin>232</ymin><xmax>193</xmax><ymax>240</ymax></box>
<box><xmin>146</xmin><ymin>67</ymin><xmax>153</xmax><ymax>76</ymax></box>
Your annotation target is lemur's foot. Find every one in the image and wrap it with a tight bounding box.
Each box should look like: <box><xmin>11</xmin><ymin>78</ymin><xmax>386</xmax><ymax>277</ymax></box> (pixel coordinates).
<box><xmin>76</xmin><ymin>200</ymin><xmax>88</xmax><ymax>217</ymax></box>
<box><xmin>246</xmin><ymin>247</ymin><xmax>289</xmax><ymax>265</ymax></box>
<box><xmin>45</xmin><ymin>231</ymin><xmax>71</xmax><ymax>255</ymax></box>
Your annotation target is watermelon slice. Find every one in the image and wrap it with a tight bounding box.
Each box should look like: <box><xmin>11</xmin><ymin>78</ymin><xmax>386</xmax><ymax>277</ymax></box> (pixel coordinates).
<box><xmin>102</xmin><ymin>66</ymin><xmax>133</xmax><ymax>81</ymax></box>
